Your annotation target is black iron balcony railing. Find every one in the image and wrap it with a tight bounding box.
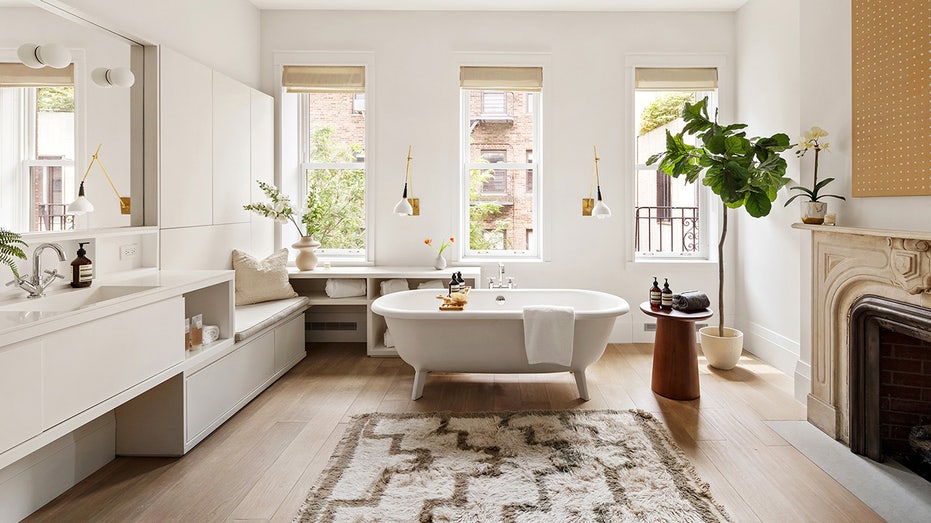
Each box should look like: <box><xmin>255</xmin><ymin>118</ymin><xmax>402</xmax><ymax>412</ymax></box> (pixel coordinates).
<box><xmin>635</xmin><ymin>206</ymin><xmax>699</xmax><ymax>254</ymax></box>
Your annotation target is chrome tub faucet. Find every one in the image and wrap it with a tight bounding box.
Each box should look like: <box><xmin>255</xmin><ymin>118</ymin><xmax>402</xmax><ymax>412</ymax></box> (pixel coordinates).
<box><xmin>488</xmin><ymin>262</ymin><xmax>516</xmax><ymax>289</ymax></box>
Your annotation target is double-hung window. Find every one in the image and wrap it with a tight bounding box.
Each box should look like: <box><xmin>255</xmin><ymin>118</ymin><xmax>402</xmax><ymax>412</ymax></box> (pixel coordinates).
<box><xmin>460</xmin><ymin>66</ymin><xmax>542</xmax><ymax>259</ymax></box>
<box><xmin>281</xmin><ymin>65</ymin><xmax>368</xmax><ymax>261</ymax></box>
<box><xmin>633</xmin><ymin>67</ymin><xmax>717</xmax><ymax>259</ymax></box>
<box><xmin>0</xmin><ymin>63</ymin><xmax>75</xmax><ymax>232</ymax></box>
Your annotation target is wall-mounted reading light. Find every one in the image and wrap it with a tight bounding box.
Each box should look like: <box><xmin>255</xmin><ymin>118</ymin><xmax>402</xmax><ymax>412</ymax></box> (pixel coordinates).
<box><xmin>91</xmin><ymin>67</ymin><xmax>135</xmax><ymax>88</ymax></box>
<box><xmin>582</xmin><ymin>146</ymin><xmax>611</xmax><ymax>219</ymax></box>
<box><xmin>67</xmin><ymin>144</ymin><xmax>131</xmax><ymax>215</ymax></box>
<box><xmin>393</xmin><ymin>145</ymin><xmax>420</xmax><ymax>216</ymax></box>
<box><xmin>17</xmin><ymin>43</ymin><xmax>71</xmax><ymax>69</ymax></box>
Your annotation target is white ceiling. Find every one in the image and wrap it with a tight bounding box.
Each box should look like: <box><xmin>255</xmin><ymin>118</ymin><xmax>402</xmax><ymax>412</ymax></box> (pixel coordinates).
<box><xmin>246</xmin><ymin>0</ymin><xmax>749</xmax><ymax>12</ymax></box>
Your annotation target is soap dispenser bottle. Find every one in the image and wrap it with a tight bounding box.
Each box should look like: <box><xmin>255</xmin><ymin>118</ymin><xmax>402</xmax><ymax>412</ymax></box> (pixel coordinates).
<box><xmin>71</xmin><ymin>242</ymin><xmax>93</xmax><ymax>288</ymax></box>
<box><xmin>650</xmin><ymin>277</ymin><xmax>662</xmax><ymax>311</ymax></box>
<box><xmin>661</xmin><ymin>278</ymin><xmax>673</xmax><ymax>311</ymax></box>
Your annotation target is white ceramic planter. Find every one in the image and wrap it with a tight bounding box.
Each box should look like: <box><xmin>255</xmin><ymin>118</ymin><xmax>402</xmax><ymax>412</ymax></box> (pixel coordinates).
<box><xmin>292</xmin><ymin>235</ymin><xmax>321</xmax><ymax>271</ymax></box>
<box><xmin>699</xmin><ymin>326</ymin><xmax>744</xmax><ymax>370</ymax></box>
<box><xmin>801</xmin><ymin>201</ymin><xmax>827</xmax><ymax>225</ymax></box>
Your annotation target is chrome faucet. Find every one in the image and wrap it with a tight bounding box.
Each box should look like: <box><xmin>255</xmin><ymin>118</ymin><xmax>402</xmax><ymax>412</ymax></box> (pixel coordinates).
<box><xmin>488</xmin><ymin>262</ymin><xmax>516</xmax><ymax>289</ymax></box>
<box><xmin>5</xmin><ymin>242</ymin><xmax>67</xmax><ymax>298</ymax></box>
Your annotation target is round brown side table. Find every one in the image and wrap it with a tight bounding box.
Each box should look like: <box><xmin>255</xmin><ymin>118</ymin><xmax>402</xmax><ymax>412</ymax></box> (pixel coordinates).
<box><xmin>640</xmin><ymin>301</ymin><xmax>714</xmax><ymax>400</ymax></box>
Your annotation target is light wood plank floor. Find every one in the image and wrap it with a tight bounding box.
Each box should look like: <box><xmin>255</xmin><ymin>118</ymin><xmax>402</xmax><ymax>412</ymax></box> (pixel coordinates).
<box><xmin>27</xmin><ymin>343</ymin><xmax>883</xmax><ymax>522</ymax></box>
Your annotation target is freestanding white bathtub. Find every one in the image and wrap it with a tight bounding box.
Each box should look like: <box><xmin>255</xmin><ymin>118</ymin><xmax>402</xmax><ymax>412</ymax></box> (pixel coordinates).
<box><xmin>371</xmin><ymin>289</ymin><xmax>629</xmax><ymax>401</ymax></box>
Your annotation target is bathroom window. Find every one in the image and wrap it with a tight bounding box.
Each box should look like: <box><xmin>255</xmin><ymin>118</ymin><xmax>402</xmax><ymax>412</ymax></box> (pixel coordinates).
<box><xmin>0</xmin><ymin>63</ymin><xmax>76</xmax><ymax>232</ymax></box>
<box><xmin>633</xmin><ymin>67</ymin><xmax>716</xmax><ymax>259</ymax></box>
<box><xmin>461</xmin><ymin>65</ymin><xmax>542</xmax><ymax>259</ymax></box>
<box><xmin>281</xmin><ymin>64</ymin><xmax>369</xmax><ymax>261</ymax></box>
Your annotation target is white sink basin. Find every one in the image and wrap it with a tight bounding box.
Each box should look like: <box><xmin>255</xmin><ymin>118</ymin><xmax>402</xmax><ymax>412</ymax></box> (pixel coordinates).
<box><xmin>0</xmin><ymin>285</ymin><xmax>159</xmax><ymax>312</ymax></box>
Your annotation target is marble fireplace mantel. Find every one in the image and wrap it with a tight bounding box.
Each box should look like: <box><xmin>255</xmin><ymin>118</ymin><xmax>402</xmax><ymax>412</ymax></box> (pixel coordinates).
<box><xmin>794</xmin><ymin>223</ymin><xmax>931</xmax><ymax>443</ymax></box>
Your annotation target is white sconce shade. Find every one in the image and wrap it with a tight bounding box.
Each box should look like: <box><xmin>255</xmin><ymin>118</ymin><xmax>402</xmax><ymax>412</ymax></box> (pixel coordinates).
<box><xmin>67</xmin><ymin>182</ymin><xmax>95</xmax><ymax>215</ymax></box>
<box><xmin>393</xmin><ymin>186</ymin><xmax>414</xmax><ymax>215</ymax></box>
<box><xmin>17</xmin><ymin>43</ymin><xmax>72</xmax><ymax>69</ymax></box>
<box><xmin>394</xmin><ymin>146</ymin><xmax>419</xmax><ymax>216</ymax></box>
<box><xmin>584</xmin><ymin>146</ymin><xmax>611</xmax><ymax>219</ymax></box>
<box><xmin>92</xmin><ymin>67</ymin><xmax>135</xmax><ymax>88</ymax></box>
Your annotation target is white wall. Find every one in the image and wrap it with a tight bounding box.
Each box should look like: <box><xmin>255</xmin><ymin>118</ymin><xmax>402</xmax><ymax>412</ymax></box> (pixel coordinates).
<box><xmin>262</xmin><ymin>10</ymin><xmax>736</xmax><ymax>340</ymax></box>
<box><xmin>50</xmin><ymin>0</ymin><xmax>262</xmax><ymax>88</ymax></box>
<box><xmin>733</xmin><ymin>0</ymin><xmax>802</xmax><ymax>378</ymax></box>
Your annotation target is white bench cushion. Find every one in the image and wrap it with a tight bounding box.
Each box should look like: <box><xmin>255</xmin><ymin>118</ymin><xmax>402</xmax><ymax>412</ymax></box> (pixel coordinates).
<box><xmin>234</xmin><ymin>296</ymin><xmax>310</xmax><ymax>342</ymax></box>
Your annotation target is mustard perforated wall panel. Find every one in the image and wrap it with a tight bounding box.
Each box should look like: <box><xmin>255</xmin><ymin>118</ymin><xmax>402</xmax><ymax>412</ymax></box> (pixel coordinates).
<box><xmin>852</xmin><ymin>0</ymin><xmax>931</xmax><ymax>197</ymax></box>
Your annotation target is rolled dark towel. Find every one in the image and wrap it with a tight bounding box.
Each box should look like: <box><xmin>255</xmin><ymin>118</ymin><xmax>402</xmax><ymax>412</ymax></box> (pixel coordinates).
<box><xmin>672</xmin><ymin>291</ymin><xmax>710</xmax><ymax>312</ymax></box>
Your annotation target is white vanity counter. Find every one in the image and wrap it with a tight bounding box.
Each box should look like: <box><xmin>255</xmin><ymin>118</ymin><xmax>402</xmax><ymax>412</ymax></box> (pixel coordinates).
<box><xmin>0</xmin><ymin>269</ymin><xmax>233</xmax><ymax>348</ymax></box>
<box><xmin>0</xmin><ymin>268</ymin><xmax>234</xmax><ymax>470</ymax></box>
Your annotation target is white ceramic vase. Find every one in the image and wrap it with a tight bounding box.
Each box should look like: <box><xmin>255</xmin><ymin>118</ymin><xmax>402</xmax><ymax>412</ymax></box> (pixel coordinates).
<box><xmin>292</xmin><ymin>235</ymin><xmax>321</xmax><ymax>271</ymax></box>
<box><xmin>433</xmin><ymin>254</ymin><xmax>447</xmax><ymax>270</ymax></box>
<box><xmin>801</xmin><ymin>201</ymin><xmax>827</xmax><ymax>225</ymax></box>
<box><xmin>699</xmin><ymin>326</ymin><xmax>744</xmax><ymax>370</ymax></box>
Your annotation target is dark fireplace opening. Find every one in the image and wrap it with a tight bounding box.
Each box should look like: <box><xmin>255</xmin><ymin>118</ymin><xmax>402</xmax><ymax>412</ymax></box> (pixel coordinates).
<box><xmin>879</xmin><ymin>329</ymin><xmax>931</xmax><ymax>481</ymax></box>
<box><xmin>849</xmin><ymin>295</ymin><xmax>931</xmax><ymax>483</ymax></box>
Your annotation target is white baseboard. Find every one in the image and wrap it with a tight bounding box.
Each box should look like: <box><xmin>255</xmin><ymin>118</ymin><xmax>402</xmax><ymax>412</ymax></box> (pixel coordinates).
<box><xmin>794</xmin><ymin>360</ymin><xmax>811</xmax><ymax>403</ymax></box>
<box><xmin>741</xmin><ymin>321</ymin><xmax>800</xmax><ymax>377</ymax></box>
<box><xmin>0</xmin><ymin>413</ymin><xmax>115</xmax><ymax>522</ymax></box>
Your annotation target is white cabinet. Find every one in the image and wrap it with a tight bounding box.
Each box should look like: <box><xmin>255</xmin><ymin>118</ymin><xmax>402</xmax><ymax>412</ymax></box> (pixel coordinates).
<box><xmin>250</xmin><ymin>89</ymin><xmax>275</xmax><ymax>255</ymax></box>
<box><xmin>42</xmin><ymin>298</ymin><xmax>184</xmax><ymax>428</ymax></box>
<box><xmin>0</xmin><ymin>340</ymin><xmax>42</xmax><ymax>454</ymax></box>
<box><xmin>159</xmin><ymin>48</ymin><xmax>213</xmax><ymax>229</ymax></box>
<box><xmin>212</xmin><ymin>71</ymin><xmax>251</xmax><ymax>225</ymax></box>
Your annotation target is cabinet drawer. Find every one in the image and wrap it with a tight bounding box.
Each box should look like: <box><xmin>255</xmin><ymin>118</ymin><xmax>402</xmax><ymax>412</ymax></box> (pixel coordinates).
<box><xmin>42</xmin><ymin>298</ymin><xmax>184</xmax><ymax>429</ymax></box>
<box><xmin>274</xmin><ymin>313</ymin><xmax>306</xmax><ymax>371</ymax></box>
<box><xmin>0</xmin><ymin>340</ymin><xmax>42</xmax><ymax>454</ymax></box>
<box><xmin>185</xmin><ymin>330</ymin><xmax>275</xmax><ymax>442</ymax></box>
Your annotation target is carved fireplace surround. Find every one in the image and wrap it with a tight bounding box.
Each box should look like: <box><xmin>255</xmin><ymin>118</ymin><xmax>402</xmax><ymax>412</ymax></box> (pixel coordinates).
<box><xmin>797</xmin><ymin>224</ymin><xmax>931</xmax><ymax>445</ymax></box>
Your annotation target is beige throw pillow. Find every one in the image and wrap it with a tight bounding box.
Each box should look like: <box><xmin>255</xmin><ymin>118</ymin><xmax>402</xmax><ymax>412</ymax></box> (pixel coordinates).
<box><xmin>232</xmin><ymin>249</ymin><xmax>298</xmax><ymax>306</ymax></box>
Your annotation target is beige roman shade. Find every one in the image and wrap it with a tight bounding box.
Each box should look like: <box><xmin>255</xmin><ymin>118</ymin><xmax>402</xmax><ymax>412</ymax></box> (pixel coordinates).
<box><xmin>460</xmin><ymin>66</ymin><xmax>543</xmax><ymax>92</ymax></box>
<box><xmin>281</xmin><ymin>65</ymin><xmax>365</xmax><ymax>93</ymax></box>
<box><xmin>0</xmin><ymin>63</ymin><xmax>74</xmax><ymax>87</ymax></box>
<box><xmin>634</xmin><ymin>68</ymin><xmax>718</xmax><ymax>91</ymax></box>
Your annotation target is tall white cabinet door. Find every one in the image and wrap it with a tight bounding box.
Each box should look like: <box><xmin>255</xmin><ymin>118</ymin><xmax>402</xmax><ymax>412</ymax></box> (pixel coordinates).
<box><xmin>250</xmin><ymin>89</ymin><xmax>275</xmax><ymax>255</ymax></box>
<box><xmin>159</xmin><ymin>48</ymin><xmax>213</xmax><ymax>229</ymax></box>
<box><xmin>212</xmin><ymin>72</ymin><xmax>251</xmax><ymax>225</ymax></box>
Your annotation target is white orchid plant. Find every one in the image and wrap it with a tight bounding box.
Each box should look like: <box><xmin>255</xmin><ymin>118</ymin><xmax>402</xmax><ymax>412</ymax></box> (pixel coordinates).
<box><xmin>244</xmin><ymin>181</ymin><xmax>321</xmax><ymax>239</ymax></box>
<box><xmin>784</xmin><ymin>126</ymin><xmax>846</xmax><ymax>205</ymax></box>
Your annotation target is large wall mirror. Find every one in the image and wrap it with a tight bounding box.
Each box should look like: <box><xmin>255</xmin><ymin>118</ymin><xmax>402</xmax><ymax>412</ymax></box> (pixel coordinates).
<box><xmin>0</xmin><ymin>1</ymin><xmax>142</xmax><ymax>234</ymax></box>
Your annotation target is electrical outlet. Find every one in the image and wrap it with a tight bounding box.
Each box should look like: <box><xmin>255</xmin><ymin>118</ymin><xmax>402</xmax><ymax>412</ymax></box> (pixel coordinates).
<box><xmin>119</xmin><ymin>243</ymin><xmax>138</xmax><ymax>260</ymax></box>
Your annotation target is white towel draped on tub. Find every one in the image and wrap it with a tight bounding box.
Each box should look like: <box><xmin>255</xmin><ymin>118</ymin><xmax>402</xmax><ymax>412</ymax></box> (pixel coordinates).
<box><xmin>523</xmin><ymin>305</ymin><xmax>575</xmax><ymax>366</ymax></box>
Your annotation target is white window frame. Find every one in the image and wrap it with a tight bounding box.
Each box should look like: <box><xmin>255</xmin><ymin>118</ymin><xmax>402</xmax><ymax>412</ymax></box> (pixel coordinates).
<box><xmin>624</xmin><ymin>54</ymin><xmax>728</xmax><ymax>266</ymax></box>
<box><xmin>460</xmin><ymin>83</ymin><xmax>542</xmax><ymax>260</ymax></box>
<box><xmin>274</xmin><ymin>52</ymin><xmax>374</xmax><ymax>265</ymax></box>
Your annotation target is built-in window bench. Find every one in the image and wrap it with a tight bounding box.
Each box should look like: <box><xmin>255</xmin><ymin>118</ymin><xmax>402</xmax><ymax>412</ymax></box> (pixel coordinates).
<box><xmin>289</xmin><ymin>266</ymin><xmax>481</xmax><ymax>356</ymax></box>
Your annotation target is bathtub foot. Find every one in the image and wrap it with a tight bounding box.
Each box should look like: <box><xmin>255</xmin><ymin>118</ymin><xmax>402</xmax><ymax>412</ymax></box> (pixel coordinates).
<box><xmin>573</xmin><ymin>370</ymin><xmax>591</xmax><ymax>401</ymax></box>
<box><xmin>412</xmin><ymin>370</ymin><xmax>427</xmax><ymax>400</ymax></box>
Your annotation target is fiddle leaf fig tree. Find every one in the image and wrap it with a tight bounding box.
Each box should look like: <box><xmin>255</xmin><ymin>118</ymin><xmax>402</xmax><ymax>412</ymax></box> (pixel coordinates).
<box><xmin>647</xmin><ymin>97</ymin><xmax>793</xmax><ymax>336</ymax></box>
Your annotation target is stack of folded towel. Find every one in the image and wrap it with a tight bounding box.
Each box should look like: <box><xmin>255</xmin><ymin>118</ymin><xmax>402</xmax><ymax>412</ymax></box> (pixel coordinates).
<box><xmin>417</xmin><ymin>280</ymin><xmax>445</xmax><ymax>290</ymax></box>
<box><xmin>671</xmin><ymin>291</ymin><xmax>710</xmax><ymax>312</ymax></box>
<box><xmin>325</xmin><ymin>279</ymin><xmax>367</xmax><ymax>298</ymax></box>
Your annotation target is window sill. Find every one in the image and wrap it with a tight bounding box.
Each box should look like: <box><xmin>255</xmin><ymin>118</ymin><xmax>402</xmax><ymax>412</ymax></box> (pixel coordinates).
<box><xmin>630</xmin><ymin>257</ymin><xmax>717</xmax><ymax>269</ymax></box>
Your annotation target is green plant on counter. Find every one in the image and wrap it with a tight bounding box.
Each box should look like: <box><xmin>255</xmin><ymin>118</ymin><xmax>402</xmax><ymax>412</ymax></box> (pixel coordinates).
<box><xmin>0</xmin><ymin>228</ymin><xmax>27</xmax><ymax>279</ymax></box>
<box><xmin>646</xmin><ymin>97</ymin><xmax>794</xmax><ymax>336</ymax></box>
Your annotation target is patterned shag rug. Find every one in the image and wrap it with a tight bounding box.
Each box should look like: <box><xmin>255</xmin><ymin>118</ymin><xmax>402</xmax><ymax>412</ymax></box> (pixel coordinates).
<box><xmin>295</xmin><ymin>410</ymin><xmax>731</xmax><ymax>522</ymax></box>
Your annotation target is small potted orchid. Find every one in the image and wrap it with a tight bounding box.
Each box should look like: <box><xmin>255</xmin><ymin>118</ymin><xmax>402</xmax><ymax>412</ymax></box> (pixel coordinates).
<box><xmin>784</xmin><ymin>126</ymin><xmax>846</xmax><ymax>224</ymax></box>
<box><xmin>244</xmin><ymin>181</ymin><xmax>321</xmax><ymax>270</ymax></box>
<box><xmin>425</xmin><ymin>237</ymin><xmax>454</xmax><ymax>270</ymax></box>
